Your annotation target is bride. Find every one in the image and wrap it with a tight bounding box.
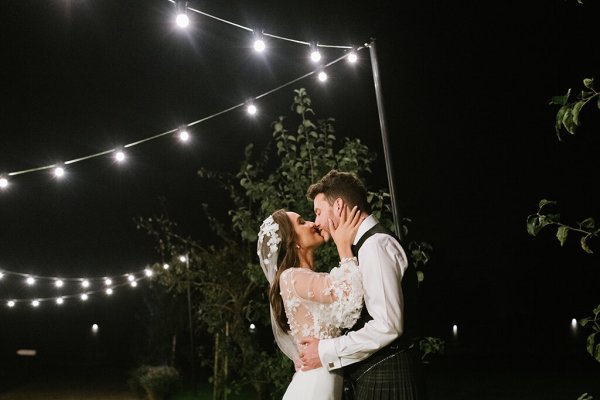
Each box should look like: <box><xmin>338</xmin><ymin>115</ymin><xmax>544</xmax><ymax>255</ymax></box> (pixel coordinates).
<box><xmin>257</xmin><ymin>205</ymin><xmax>364</xmax><ymax>400</ymax></box>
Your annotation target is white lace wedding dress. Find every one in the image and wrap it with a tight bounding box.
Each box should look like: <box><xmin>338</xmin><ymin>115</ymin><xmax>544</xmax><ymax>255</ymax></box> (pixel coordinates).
<box><xmin>279</xmin><ymin>260</ymin><xmax>363</xmax><ymax>400</ymax></box>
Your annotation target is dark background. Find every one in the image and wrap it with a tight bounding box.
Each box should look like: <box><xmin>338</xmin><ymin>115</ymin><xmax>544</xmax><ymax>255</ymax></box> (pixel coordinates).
<box><xmin>1</xmin><ymin>0</ymin><xmax>599</xmax><ymax>393</ymax></box>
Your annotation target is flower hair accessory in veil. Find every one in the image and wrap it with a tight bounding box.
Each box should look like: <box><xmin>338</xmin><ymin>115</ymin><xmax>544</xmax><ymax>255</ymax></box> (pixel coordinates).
<box><xmin>257</xmin><ymin>215</ymin><xmax>281</xmax><ymax>284</ymax></box>
<box><xmin>257</xmin><ymin>213</ymin><xmax>300</xmax><ymax>363</ymax></box>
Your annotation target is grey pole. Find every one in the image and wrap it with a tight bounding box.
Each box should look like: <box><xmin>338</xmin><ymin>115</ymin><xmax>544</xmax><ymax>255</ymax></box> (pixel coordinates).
<box><xmin>368</xmin><ymin>38</ymin><xmax>403</xmax><ymax>240</ymax></box>
<box><xmin>186</xmin><ymin>254</ymin><xmax>195</xmax><ymax>388</ymax></box>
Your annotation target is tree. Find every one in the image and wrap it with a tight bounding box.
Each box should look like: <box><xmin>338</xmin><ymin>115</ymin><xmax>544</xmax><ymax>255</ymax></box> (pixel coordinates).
<box><xmin>137</xmin><ymin>88</ymin><xmax>437</xmax><ymax>399</ymax></box>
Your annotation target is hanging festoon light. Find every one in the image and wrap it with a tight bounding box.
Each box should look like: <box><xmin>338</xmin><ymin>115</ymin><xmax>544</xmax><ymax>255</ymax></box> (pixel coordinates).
<box><xmin>0</xmin><ymin>271</ymin><xmax>4</xmax><ymax>280</ymax></box>
<box><xmin>0</xmin><ymin>175</ymin><xmax>8</xmax><ymax>190</ymax></box>
<box><xmin>7</xmin><ymin>300</ymin><xmax>16</xmax><ymax>308</ymax></box>
<box><xmin>246</xmin><ymin>101</ymin><xmax>258</xmax><ymax>116</ymax></box>
<box><xmin>175</xmin><ymin>0</ymin><xmax>190</xmax><ymax>28</ymax></box>
<box><xmin>144</xmin><ymin>268</ymin><xmax>153</xmax><ymax>277</ymax></box>
<box><xmin>56</xmin><ymin>297</ymin><xmax>64</xmax><ymax>305</ymax></box>
<box><xmin>81</xmin><ymin>293</ymin><xmax>89</xmax><ymax>301</ymax></box>
<box><xmin>55</xmin><ymin>279</ymin><xmax>64</xmax><ymax>288</ymax></box>
<box><xmin>114</xmin><ymin>147</ymin><xmax>126</xmax><ymax>163</ymax></box>
<box><xmin>104</xmin><ymin>277</ymin><xmax>112</xmax><ymax>286</ymax></box>
<box><xmin>178</xmin><ymin>126</ymin><xmax>190</xmax><ymax>142</ymax></box>
<box><xmin>309</xmin><ymin>42</ymin><xmax>321</xmax><ymax>62</ymax></box>
<box><xmin>162</xmin><ymin>263</ymin><xmax>170</xmax><ymax>270</ymax></box>
<box><xmin>26</xmin><ymin>276</ymin><xmax>36</xmax><ymax>286</ymax></box>
<box><xmin>53</xmin><ymin>164</ymin><xmax>66</xmax><ymax>179</ymax></box>
<box><xmin>347</xmin><ymin>48</ymin><xmax>358</xmax><ymax>63</ymax></box>
<box><xmin>32</xmin><ymin>299</ymin><xmax>40</xmax><ymax>307</ymax></box>
<box><xmin>317</xmin><ymin>69</ymin><xmax>328</xmax><ymax>82</ymax></box>
<box><xmin>253</xmin><ymin>30</ymin><xmax>266</xmax><ymax>52</ymax></box>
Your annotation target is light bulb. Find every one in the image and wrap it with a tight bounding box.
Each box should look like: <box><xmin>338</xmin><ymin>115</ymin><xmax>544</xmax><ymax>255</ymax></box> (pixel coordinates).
<box><xmin>115</xmin><ymin>150</ymin><xmax>126</xmax><ymax>162</ymax></box>
<box><xmin>144</xmin><ymin>269</ymin><xmax>153</xmax><ymax>277</ymax></box>
<box><xmin>130</xmin><ymin>281</ymin><xmax>138</xmax><ymax>287</ymax></box>
<box><xmin>254</xmin><ymin>39</ymin><xmax>266</xmax><ymax>52</ymax></box>
<box><xmin>81</xmin><ymin>280</ymin><xmax>90</xmax><ymax>288</ymax></box>
<box><xmin>32</xmin><ymin>300</ymin><xmax>40</xmax><ymax>307</ymax></box>
<box><xmin>104</xmin><ymin>278</ymin><xmax>112</xmax><ymax>286</ymax></box>
<box><xmin>56</xmin><ymin>297</ymin><xmax>64</xmax><ymax>305</ymax></box>
<box><xmin>54</xmin><ymin>167</ymin><xmax>65</xmax><ymax>178</ymax></box>
<box><xmin>0</xmin><ymin>177</ymin><xmax>8</xmax><ymax>189</ymax></box>
<box><xmin>106</xmin><ymin>288</ymin><xmax>113</xmax><ymax>295</ymax></box>
<box><xmin>247</xmin><ymin>104</ymin><xmax>257</xmax><ymax>115</ymax></box>
<box><xmin>347</xmin><ymin>52</ymin><xmax>358</xmax><ymax>63</ymax></box>
<box><xmin>162</xmin><ymin>263</ymin><xmax>170</xmax><ymax>270</ymax></box>
<box><xmin>26</xmin><ymin>277</ymin><xmax>35</xmax><ymax>286</ymax></box>
<box><xmin>318</xmin><ymin>71</ymin><xmax>328</xmax><ymax>82</ymax></box>
<box><xmin>81</xmin><ymin>293</ymin><xmax>89</xmax><ymax>301</ymax></box>
<box><xmin>55</xmin><ymin>279</ymin><xmax>64</xmax><ymax>288</ymax></box>
<box><xmin>7</xmin><ymin>300</ymin><xmax>16</xmax><ymax>308</ymax></box>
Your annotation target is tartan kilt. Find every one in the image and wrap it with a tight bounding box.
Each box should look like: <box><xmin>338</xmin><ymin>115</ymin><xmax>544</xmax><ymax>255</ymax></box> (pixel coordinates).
<box><xmin>344</xmin><ymin>346</ymin><xmax>427</xmax><ymax>400</ymax></box>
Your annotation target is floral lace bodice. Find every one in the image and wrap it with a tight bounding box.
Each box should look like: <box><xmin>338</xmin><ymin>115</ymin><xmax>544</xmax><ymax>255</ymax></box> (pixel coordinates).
<box><xmin>279</xmin><ymin>260</ymin><xmax>363</xmax><ymax>345</ymax></box>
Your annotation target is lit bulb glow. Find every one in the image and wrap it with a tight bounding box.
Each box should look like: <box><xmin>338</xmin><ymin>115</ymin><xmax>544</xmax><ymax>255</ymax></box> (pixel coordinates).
<box><xmin>254</xmin><ymin>39</ymin><xmax>266</xmax><ymax>52</ymax></box>
<box><xmin>92</xmin><ymin>324</ymin><xmax>99</xmax><ymax>333</ymax></box>
<box><xmin>26</xmin><ymin>277</ymin><xmax>35</xmax><ymax>286</ymax></box>
<box><xmin>106</xmin><ymin>288</ymin><xmax>113</xmax><ymax>295</ymax></box>
<box><xmin>130</xmin><ymin>281</ymin><xmax>138</xmax><ymax>287</ymax></box>
<box><xmin>55</xmin><ymin>279</ymin><xmax>64</xmax><ymax>288</ymax></box>
<box><xmin>162</xmin><ymin>263</ymin><xmax>170</xmax><ymax>270</ymax></box>
<box><xmin>32</xmin><ymin>300</ymin><xmax>40</xmax><ymax>307</ymax></box>
<box><xmin>452</xmin><ymin>324</ymin><xmax>458</xmax><ymax>335</ymax></box>
<box><xmin>571</xmin><ymin>318</ymin><xmax>578</xmax><ymax>328</ymax></box>
<box><xmin>81</xmin><ymin>293</ymin><xmax>88</xmax><ymax>301</ymax></box>
<box><xmin>318</xmin><ymin>71</ymin><xmax>328</xmax><ymax>82</ymax></box>
<box><xmin>0</xmin><ymin>272</ymin><xmax>4</xmax><ymax>279</ymax></box>
<box><xmin>56</xmin><ymin>297</ymin><xmax>64</xmax><ymax>305</ymax></box>
<box><xmin>127</xmin><ymin>274</ymin><xmax>135</xmax><ymax>282</ymax></box>
<box><xmin>179</xmin><ymin>130</ymin><xmax>189</xmax><ymax>142</ymax></box>
<box><xmin>176</xmin><ymin>13</ymin><xmax>189</xmax><ymax>28</ymax></box>
<box><xmin>81</xmin><ymin>280</ymin><xmax>90</xmax><ymax>288</ymax></box>
<box><xmin>115</xmin><ymin>151</ymin><xmax>126</xmax><ymax>162</ymax></box>
<box><xmin>247</xmin><ymin>104</ymin><xmax>257</xmax><ymax>115</ymax></box>
<box><xmin>8</xmin><ymin>300</ymin><xmax>16</xmax><ymax>308</ymax></box>
<box><xmin>0</xmin><ymin>177</ymin><xmax>8</xmax><ymax>189</ymax></box>
<box><xmin>347</xmin><ymin>52</ymin><xmax>358</xmax><ymax>63</ymax></box>
<box><xmin>310</xmin><ymin>50</ymin><xmax>321</xmax><ymax>62</ymax></box>
<box><xmin>54</xmin><ymin>167</ymin><xmax>65</xmax><ymax>178</ymax></box>
<box><xmin>144</xmin><ymin>269</ymin><xmax>153</xmax><ymax>277</ymax></box>
<box><xmin>104</xmin><ymin>278</ymin><xmax>112</xmax><ymax>286</ymax></box>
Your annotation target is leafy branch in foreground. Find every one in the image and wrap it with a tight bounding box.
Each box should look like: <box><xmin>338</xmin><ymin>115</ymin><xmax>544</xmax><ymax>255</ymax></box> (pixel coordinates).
<box><xmin>550</xmin><ymin>77</ymin><xmax>599</xmax><ymax>140</ymax></box>
<box><xmin>526</xmin><ymin>199</ymin><xmax>598</xmax><ymax>254</ymax></box>
<box><xmin>579</xmin><ymin>304</ymin><xmax>600</xmax><ymax>363</ymax></box>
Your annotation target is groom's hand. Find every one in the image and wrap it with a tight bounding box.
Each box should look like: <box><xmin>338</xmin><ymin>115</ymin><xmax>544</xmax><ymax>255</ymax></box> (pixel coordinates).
<box><xmin>298</xmin><ymin>337</ymin><xmax>322</xmax><ymax>371</ymax></box>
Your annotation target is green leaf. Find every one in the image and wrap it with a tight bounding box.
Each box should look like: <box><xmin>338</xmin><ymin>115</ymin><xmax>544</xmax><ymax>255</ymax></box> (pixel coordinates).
<box><xmin>538</xmin><ymin>199</ymin><xmax>556</xmax><ymax>210</ymax></box>
<box><xmin>579</xmin><ymin>317</ymin><xmax>591</xmax><ymax>327</ymax></box>
<box><xmin>550</xmin><ymin>88</ymin><xmax>571</xmax><ymax>106</ymax></box>
<box><xmin>556</xmin><ymin>226</ymin><xmax>569</xmax><ymax>246</ymax></box>
<box><xmin>583</xmin><ymin>78</ymin><xmax>594</xmax><ymax>89</ymax></box>
<box><xmin>589</xmin><ymin>334</ymin><xmax>600</xmax><ymax>362</ymax></box>
<box><xmin>572</xmin><ymin>100</ymin><xmax>585</xmax><ymax>126</ymax></box>
<box><xmin>593</xmin><ymin>304</ymin><xmax>600</xmax><ymax>315</ymax></box>
<box><xmin>416</xmin><ymin>271</ymin><xmax>425</xmax><ymax>282</ymax></box>
<box><xmin>526</xmin><ymin>215</ymin><xmax>542</xmax><ymax>236</ymax></box>
<box><xmin>579</xmin><ymin>217</ymin><xmax>596</xmax><ymax>230</ymax></box>
<box><xmin>580</xmin><ymin>235</ymin><xmax>594</xmax><ymax>254</ymax></box>
<box><xmin>562</xmin><ymin>107</ymin><xmax>577</xmax><ymax>135</ymax></box>
<box><xmin>597</xmin><ymin>95</ymin><xmax>600</xmax><ymax>110</ymax></box>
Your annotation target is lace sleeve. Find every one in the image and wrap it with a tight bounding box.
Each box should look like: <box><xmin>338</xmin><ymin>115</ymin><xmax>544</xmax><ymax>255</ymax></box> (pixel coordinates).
<box><xmin>327</xmin><ymin>259</ymin><xmax>364</xmax><ymax>329</ymax></box>
<box><xmin>290</xmin><ymin>261</ymin><xmax>363</xmax><ymax>329</ymax></box>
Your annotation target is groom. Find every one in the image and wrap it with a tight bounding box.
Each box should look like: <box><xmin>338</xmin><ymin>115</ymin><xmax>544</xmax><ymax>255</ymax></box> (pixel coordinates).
<box><xmin>299</xmin><ymin>170</ymin><xmax>426</xmax><ymax>400</ymax></box>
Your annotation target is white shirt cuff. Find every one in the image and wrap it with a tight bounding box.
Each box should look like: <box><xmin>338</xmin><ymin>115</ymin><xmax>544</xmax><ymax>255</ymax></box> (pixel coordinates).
<box><xmin>319</xmin><ymin>338</ymin><xmax>342</xmax><ymax>371</ymax></box>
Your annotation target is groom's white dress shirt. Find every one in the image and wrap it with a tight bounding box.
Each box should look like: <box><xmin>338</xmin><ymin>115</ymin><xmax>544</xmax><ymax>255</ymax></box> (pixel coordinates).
<box><xmin>318</xmin><ymin>214</ymin><xmax>409</xmax><ymax>371</ymax></box>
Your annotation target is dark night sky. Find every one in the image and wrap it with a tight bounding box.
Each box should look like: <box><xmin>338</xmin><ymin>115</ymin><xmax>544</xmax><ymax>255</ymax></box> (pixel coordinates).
<box><xmin>1</xmin><ymin>0</ymin><xmax>599</xmax><ymax>368</ymax></box>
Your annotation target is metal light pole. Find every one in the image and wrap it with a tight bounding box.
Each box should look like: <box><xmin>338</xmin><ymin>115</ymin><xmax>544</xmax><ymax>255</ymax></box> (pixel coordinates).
<box><xmin>185</xmin><ymin>254</ymin><xmax>195</xmax><ymax>388</ymax></box>
<box><xmin>368</xmin><ymin>38</ymin><xmax>403</xmax><ymax>240</ymax></box>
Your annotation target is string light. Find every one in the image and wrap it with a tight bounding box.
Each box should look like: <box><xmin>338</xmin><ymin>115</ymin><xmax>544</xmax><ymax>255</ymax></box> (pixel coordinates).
<box><xmin>53</xmin><ymin>165</ymin><xmax>65</xmax><ymax>178</ymax></box>
<box><xmin>178</xmin><ymin>126</ymin><xmax>190</xmax><ymax>142</ymax></box>
<box><xmin>310</xmin><ymin>43</ymin><xmax>321</xmax><ymax>62</ymax></box>
<box><xmin>347</xmin><ymin>50</ymin><xmax>358</xmax><ymax>63</ymax></box>
<box><xmin>55</xmin><ymin>279</ymin><xmax>64</xmax><ymax>288</ymax></box>
<box><xmin>246</xmin><ymin>103</ymin><xmax>257</xmax><ymax>116</ymax></box>
<box><xmin>104</xmin><ymin>278</ymin><xmax>112</xmax><ymax>286</ymax></box>
<box><xmin>32</xmin><ymin>300</ymin><xmax>40</xmax><ymax>307</ymax></box>
<box><xmin>106</xmin><ymin>287</ymin><xmax>113</xmax><ymax>295</ymax></box>
<box><xmin>114</xmin><ymin>149</ymin><xmax>126</xmax><ymax>163</ymax></box>
<box><xmin>130</xmin><ymin>281</ymin><xmax>138</xmax><ymax>288</ymax></box>
<box><xmin>81</xmin><ymin>293</ymin><xmax>89</xmax><ymax>301</ymax></box>
<box><xmin>178</xmin><ymin>255</ymin><xmax>187</xmax><ymax>263</ymax></box>
<box><xmin>317</xmin><ymin>70</ymin><xmax>328</xmax><ymax>82</ymax></box>
<box><xmin>56</xmin><ymin>297</ymin><xmax>64</xmax><ymax>305</ymax></box>
<box><xmin>0</xmin><ymin>2</ymin><xmax>365</xmax><ymax>189</ymax></box>
<box><xmin>7</xmin><ymin>300</ymin><xmax>16</xmax><ymax>308</ymax></box>
<box><xmin>253</xmin><ymin>30</ymin><xmax>266</xmax><ymax>52</ymax></box>
<box><xmin>162</xmin><ymin>263</ymin><xmax>170</xmax><ymax>270</ymax></box>
<box><xmin>144</xmin><ymin>269</ymin><xmax>154</xmax><ymax>277</ymax></box>
<box><xmin>26</xmin><ymin>277</ymin><xmax>35</xmax><ymax>286</ymax></box>
<box><xmin>175</xmin><ymin>1</ymin><xmax>189</xmax><ymax>28</ymax></box>
<box><xmin>0</xmin><ymin>272</ymin><xmax>4</xmax><ymax>280</ymax></box>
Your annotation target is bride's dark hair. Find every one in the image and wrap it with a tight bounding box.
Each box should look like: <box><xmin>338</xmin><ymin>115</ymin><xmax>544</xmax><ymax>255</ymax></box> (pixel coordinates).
<box><xmin>266</xmin><ymin>209</ymin><xmax>300</xmax><ymax>332</ymax></box>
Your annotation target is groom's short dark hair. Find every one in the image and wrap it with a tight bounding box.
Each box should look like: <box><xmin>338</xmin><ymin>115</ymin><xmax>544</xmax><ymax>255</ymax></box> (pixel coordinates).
<box><xmin>306</xmin><ymin>170</ymin><xmax>371</xmax><ymax>213</ymax></box>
